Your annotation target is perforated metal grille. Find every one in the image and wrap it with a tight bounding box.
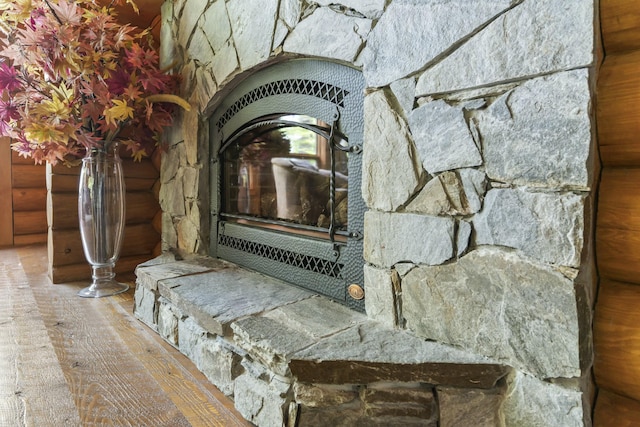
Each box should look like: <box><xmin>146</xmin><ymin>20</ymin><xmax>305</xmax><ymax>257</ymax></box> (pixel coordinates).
<box><xmin>216</xmin><ymin>79</ymin><xmax>350</xmax><ymax>131</ymax></box>
<box><xmin>218</xmin><ymin>234</ymin><xmax>344</xmax><ymax>278</ymax></box>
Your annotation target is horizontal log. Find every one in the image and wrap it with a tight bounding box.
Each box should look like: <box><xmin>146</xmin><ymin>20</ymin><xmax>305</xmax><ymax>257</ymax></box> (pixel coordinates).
<box><xmin>12</xmin><ymin>188</ymin><xmax>46</xmax><ymax>212</ymax></box>
<box><xmin>594</xmin><ymin>279</ymin><xmax>640</xmax><ymax>402</ymax></box>
<box><xmin>47</xmin><ymin>170</ymin><xmax>156</xmax><ymax>193</ymax></box>
<box><xmin>597</xmin><ymin>168</ymin><xmax>640</xmax><ymax>231</ymax></box>
<box><xmin>13</xmin><ymin>210</ymin><xmax>47</xmax><ymax>235</ymax></box>
<box><xmin>11</xmin><ymin>164</ymin><xmax>46</xmax><ymax>189</ymax></box>
<box><xmin>48</xmin><ymin>191</ymin><xmax>160</xmax><ymax>230</ymax></box>
<box><xmin>598</xmin><ymin>51</ymin><xmax>640</xmax><ymax>166</ymax></box>
<box><xmin>122</xmin><ymin>158</ymin><xmax>159</xmax><ymax>179</ymax></box>
<box><xmin>595</xmin><ymin>388</ymin><xmax>640</xmax><ymax>427</ymax></box>
<box><xmin>601</xmin><ymin>0</ymin><xmax>640</xmax><ymax>54</ymax></box>
<box><xmin>13</xmin><ymin>233</ymin><xmax>47</xmax><ymax>246</ymax></box>
<box><xmin>597</xmin><ymin>226</ymin><xmax>640</xmax><ymax>284</ymax></box>
<box><xmin>10</xmin><ymin>149</ymin><xmax>41</xmax><ymax>165</ymax></box>
<box><xmin>48</xmin><ymin>254</ymin><xmax>154</xmax><ymax>284</ymax></box>
<box><xmin>48</xmin><ymin>163</ymin><xmax>80</xmax><ymax>176</ymax></box>
<box><xmin>49</xmin><ymin>224</ymin><xmax>160</xmax><ymax>267</ymax></box>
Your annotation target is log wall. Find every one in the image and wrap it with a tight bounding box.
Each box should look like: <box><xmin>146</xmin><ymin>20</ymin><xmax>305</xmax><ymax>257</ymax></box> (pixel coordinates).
<box><xmin>594</xmin><ymin>0</ymin><xmax>640</xmax><ymax>423</ymax></box>
<box><xmin>0</xmin><ymin>138</ymin><xmax>12</xmax><ymax>247</ymax></box>
<box><xmin>12</xmin><ymin>157</ymin><xmax>47</xmax><ymax>245</ymax></box>
<box><xmin>47</xmin><ymin>151</ymin><xmax>162</xmax><ymax>283</ymax></box>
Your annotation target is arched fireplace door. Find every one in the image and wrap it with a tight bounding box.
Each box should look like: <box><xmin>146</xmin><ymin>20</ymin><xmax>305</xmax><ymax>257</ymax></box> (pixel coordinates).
<box><xmin>210</xmin><ymin>60</ymin><xmax>366</xmax><ymax>311</ymax></box>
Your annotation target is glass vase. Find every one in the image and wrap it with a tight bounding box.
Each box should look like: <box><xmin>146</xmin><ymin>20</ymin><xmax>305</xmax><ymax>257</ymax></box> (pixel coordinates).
<box><xmin>77</xmin><ymin>144</ymin><xmax>128</xmax><ymax>297</ymax></box>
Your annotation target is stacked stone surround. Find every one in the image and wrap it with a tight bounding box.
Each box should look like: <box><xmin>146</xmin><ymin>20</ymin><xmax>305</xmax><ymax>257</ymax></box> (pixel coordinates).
<box><xmin>141</xmin><ymin>0</ymin><xmax>598</xmax><ymax>426</ymax></box>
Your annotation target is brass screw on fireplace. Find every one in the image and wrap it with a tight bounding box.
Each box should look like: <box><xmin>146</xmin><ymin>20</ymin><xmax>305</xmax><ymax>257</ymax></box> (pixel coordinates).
<box><xmin>348</xmin><ymin>284</ymin><xmax>365</xmax><ymax>300</ymax></box>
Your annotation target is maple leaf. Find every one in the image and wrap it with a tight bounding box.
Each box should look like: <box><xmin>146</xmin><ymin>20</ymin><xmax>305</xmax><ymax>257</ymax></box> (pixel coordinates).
<box><xmin>122</xmin><ymin>83</ymin><xmax>142</xmax><ymax>100</ymax></box>
<box><xmin>104</xmin><ymin>99</ymin><xmax>133</xmax><ymax>125</ymax></box>
<box><xmin>76</xmin><ymin>130</ymin><xmax>103</xmax><ymax>149</ymax></box>
<box><xmin>0</xmin><ymin>118</ymin><xmax>15</xmax><ymax>137</ymax></box>
<box><xmin>49</xmin><ymin>0</ymin><xmax>82</xmax><ymax>25</ymax></box>
<box><xmin>52</xmin><ymin>83</ymin><xmax>75</xmax><ymax>104</ymax></box>
<box><xmin>0</xmin><ymin>98</ymin><xmax>19</xmax><ymax>121</ymax></box>
<box><xmin>33</xmin><ymin>93</ymin><xmax>71</xmax><ymax>123</ymax></box>
<box><xmin>24</xmin><ymin>122</ymin><xmax>66</xmax><ymax>144</ymax></box>
<box><xmin>121</xmin><ymin>139</ymin><xmax>147</xmax><ymax>162</ymax></box>
<box><xmin>0</xmin><ymin>63</ymin><xmax>21</xmax><ymax>91</ymax></box>
<box><xmin>0</xmin><ymin>0</ymin><xmax>34</xmax><ymax>22</ymax></box>
<box><xmin>106</xmin><ymin>68</ymin><xmax>131</xmax><ymax>95</ymax></box>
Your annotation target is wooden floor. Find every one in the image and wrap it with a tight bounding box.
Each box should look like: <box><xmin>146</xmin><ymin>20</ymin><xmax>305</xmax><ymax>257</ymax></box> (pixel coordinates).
<box><xmin>0</xmin><ymin>245</ymin><xmax>252</xmax><ymax>427</ymax></box>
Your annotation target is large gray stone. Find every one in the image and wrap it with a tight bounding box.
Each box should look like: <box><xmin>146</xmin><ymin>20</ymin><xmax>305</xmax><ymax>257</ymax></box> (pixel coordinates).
<box><xmin>279</xmin><ymin>0</ymin><xmax>301</xmax><ymax>29</ymax></box>
<box><xmin>233</xmin><ymin>315</ymin><xmax>319</xmax><ymax>375</ymax></box>
<box><xmin>159</xmin><ymin>1</ymin><xmax>176</xmax><ymax>71</ymax></box>
<box><xmin>402</xmin><ymin>248</ymin><xmax>581</xmax><ymax>379</ymax></box>
<box><xmin>201</xmin><ymin>0</ymin><xmax>232</xmax><ymax>52</ymax></box>
<box><xmin>406</xmin><ymin>170</ymin><xmax>486</xmax><ymax>216</ymax></box>
<box><xmin>292</xmin><ymin>322</ymin><xmax>497</xmax><ymax>366</ymax></box>
<box><xmin>458</xmin><ymin>168</ymin><xmax>487</xmax><ymax>213</ymax></box>
<box><xmin>135</xmin><ymin>259</ymin><xmax>215</xmax><ymax>291</ymax></box>
<box><xmin>364</xmin><ymin>211</ymin><xmax>454</xmax><ymax>268</ymax></box>
<box><xmin>133</xmin><ymin>285</ymin><xmax>157</xmax><ymax>329</ymax></box>
<box><xmin>362</xmin><ymin>90</ymin><xmax>423</xmax><ymax>212</ymax></box>
<box><xmin>187</xmin><ymin>27</ymin><xmax>214</xmax><ymax>65</ymax></box>
<box><xmin>227</xmin><ymin>0</ymin><xmax>278</xmax><ymax>70</ymax></box>
<box><xmin>416</xmin><ymin>0</ymin><xmax>594</xmax><ymax>95</ymax></box>
<box><xmin>263</xmin><ymin>296</ymin><xmax>365</xmax><ymax>339</ymax></box>
<box><xmin>477</xmin><ymin>70</ymin><xmax>592</xmax><ymax>188</ymax></box>
<box><xmin>364</xmin><ymin>265</ymin><xmax>398</xmax><ymax>328</ymax></box>
<box><xmin>178</xmin><ymin>0</ymin><xmax>208</xmax><ymax>49</ymax></box>
<box><xmin>503</xmin><ymin>371</ymin><xmax>584</xmax><ymax>427</ymax></box>
<box><xmin>157</xmin><ymin>299</ymin><xmax>181</xmax><ymax>346</ymax></box>
<box><xmin>210</xmin><ymin>40</ymin><xmax>239</xmax><ymax>85</ymax></box>
<box><xmin>409</xmin><ymin>100</ymin><xmax>482</xmax><ymax>174</ymax></box>
<box><xmin>473</xmin><ymin>189</ymin><xmax>585</xmax><ymax>267</ymax></box>
<box><xmin>234</xmin><ymin>364</ymin><xmax>291</xmax><ymax>426</ymax></box>
<box><xmin>157</xmin><ymin>267</ymin><xmax>314</xmax><ymax>335</ymax></box>
<box><xmin>159</xmin><ymin>173</ymin><xmax>186</xmax><ymax>217</ymax></box>
<box><xmin>456</xmin><ymin>220</ymin><xmax>472</xmax><ymax>257</ymax></box>
<box><xmin>283</xmin><ymin>7</ymin><xmax>371</xmax><ymax>62</ymax></box>
<box><xmin>361</xmin><ymin>0</ymin><xmax>515</xmax><ymax>87</ymax></box>
<box><xmin>390</xmin><ymin>77</ymin><xmax>416</xmax><ymax>116</ymax></box>
<box><xmin>198</xmin><ymin>336</ymin><xmax>243</xmax><ymax>396</ymax></box>
<box><xmin>178</xmin><ymin>316</ymin><xmax>207</xmax><ymax>363</ymax></box>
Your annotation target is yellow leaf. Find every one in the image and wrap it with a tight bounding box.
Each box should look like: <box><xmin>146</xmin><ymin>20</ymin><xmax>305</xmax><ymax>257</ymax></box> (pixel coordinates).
<box><xmin>52</xmin><ymin>83</ymin><xmax>75</xmax><ymax>103</ymax></box>
<box><xmin>132</xmin><ymin>148</ymin><xmax>147</xmax><ymax>162</ymax></box>
<box><xmin>24</xmin><ymin>123</ymin><xmax>66</xmax><ymax>144</ymax></box>
<box><xmin>104</xmin><ymin>99</ymin><xmax>134</xmax><ymax>125</ymax></box>
<box><xmin>34</xmin><ymin>94</ymin><xmax>71</xmax><ymax>120</ymax></box>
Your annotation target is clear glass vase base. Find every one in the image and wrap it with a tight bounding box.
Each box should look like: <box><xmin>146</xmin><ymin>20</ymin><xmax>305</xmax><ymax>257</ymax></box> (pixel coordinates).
<box><xmin>77</xmin><ymin>280</ymin><xmax>129</xmax><ymax>298</ymax></box>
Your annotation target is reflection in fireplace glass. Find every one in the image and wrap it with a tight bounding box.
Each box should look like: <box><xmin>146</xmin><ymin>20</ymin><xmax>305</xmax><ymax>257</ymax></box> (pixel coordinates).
<box><xmin>221</xmin><ymin>115</ymin><xmax>349</xmax><ymax>237</ymax></box>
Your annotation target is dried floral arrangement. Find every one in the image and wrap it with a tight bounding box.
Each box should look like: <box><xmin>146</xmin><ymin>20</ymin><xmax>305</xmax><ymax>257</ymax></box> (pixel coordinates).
<box><xmin>0</xmin><ymin>0</ymin><xmax>189</xmax><ymax>165</ymax></box>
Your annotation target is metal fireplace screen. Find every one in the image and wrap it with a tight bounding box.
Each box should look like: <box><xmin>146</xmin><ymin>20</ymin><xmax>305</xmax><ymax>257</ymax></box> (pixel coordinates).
<box><xmin>210</xmin><ymin>60</ymin><xmax>365</xmax><ymax>311</ymax></box>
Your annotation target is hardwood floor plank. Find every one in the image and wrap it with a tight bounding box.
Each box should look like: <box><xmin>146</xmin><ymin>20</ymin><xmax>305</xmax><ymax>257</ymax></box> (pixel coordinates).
<box><xmin>0</xmin><ymin>247</ymin><xmax>80</xmax><ymax>426</ymax></box>
<box><xmin>106</xmin><ymin>296</ymin><xmax>250</xmax><ymax>427</ymax></box>
<box><xmin>12</xmin><ymin>245</ymin><xmax>251</xmax><ymax>427</ymax></box>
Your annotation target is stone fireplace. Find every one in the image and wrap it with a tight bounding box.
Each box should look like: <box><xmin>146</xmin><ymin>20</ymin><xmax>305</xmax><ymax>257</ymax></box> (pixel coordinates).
<box><xmin>133</xmin><ymin>0</ymin><xmax>598</xmax><ymax>425</ymax></box>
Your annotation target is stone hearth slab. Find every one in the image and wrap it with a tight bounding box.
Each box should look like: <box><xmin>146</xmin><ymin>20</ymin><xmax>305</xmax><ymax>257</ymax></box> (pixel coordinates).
<box><xmin>135</xmin><ymin>254</ymin><xmax>510</xmax><ymax>389</ymax></box>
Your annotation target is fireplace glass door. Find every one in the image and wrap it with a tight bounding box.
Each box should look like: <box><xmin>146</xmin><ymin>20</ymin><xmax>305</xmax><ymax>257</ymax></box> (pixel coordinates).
<box><xmin>221</xmin><ymin>114</ymin><xmax>350</xmax><ymax>241</ymax></box>
<box><xmin>210</xmin><ymin>60</ymin><xmax>365</xmax><ymax>311</ymax></box>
